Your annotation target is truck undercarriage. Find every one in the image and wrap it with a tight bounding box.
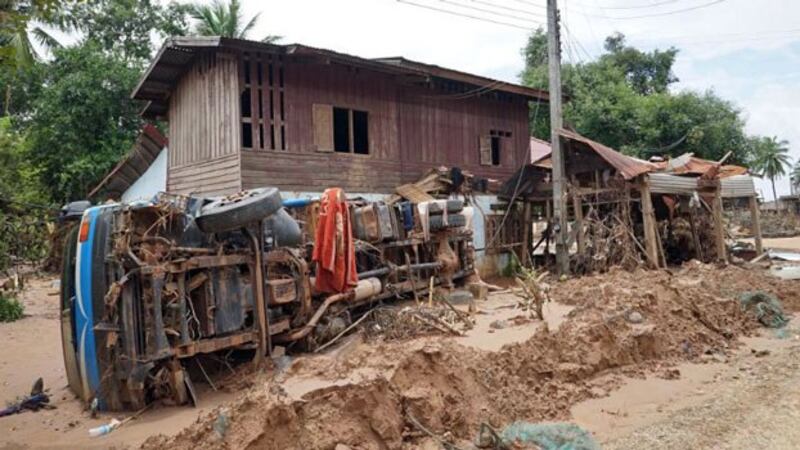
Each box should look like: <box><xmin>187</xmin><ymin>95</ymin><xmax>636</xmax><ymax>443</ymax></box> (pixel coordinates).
<box><xmin>60</xmin><ymin>189</ymin><xmax>476</xmax><ymax>410</ymax></box>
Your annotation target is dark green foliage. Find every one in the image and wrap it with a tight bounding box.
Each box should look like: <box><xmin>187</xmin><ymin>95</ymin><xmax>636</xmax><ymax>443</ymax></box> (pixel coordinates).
<box><xmin>0</xmin><ymin>293</ymin><xmax>24</xmax><ymax>322</ymax></box>
<box><xmin>24</xmin><ymin>41</ymin><xmax>144</xmax><ymax>203</ymax></box>
<box><xmin>520</xmin><ymin>30</ymin><xmax>762</xmax><ymax>165</ymax></box>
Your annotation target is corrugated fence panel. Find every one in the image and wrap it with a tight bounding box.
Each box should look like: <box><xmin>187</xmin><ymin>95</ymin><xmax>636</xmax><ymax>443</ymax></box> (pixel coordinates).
<box><xmin>648</xmin><ymin>173</ymin><xmax>700</xmax><ymax>196</ymax></box>
<box><xmin>721</xmin><ymin>175</ymin><xmax>756</xmax><ymax>198</ymax></box>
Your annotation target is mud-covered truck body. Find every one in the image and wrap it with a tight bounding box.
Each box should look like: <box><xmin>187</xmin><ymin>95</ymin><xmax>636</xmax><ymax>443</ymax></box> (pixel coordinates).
<box><xmin>60</xmin><ymin>189</ymin><xmax>475</xmax><ymax>410</ymax></box>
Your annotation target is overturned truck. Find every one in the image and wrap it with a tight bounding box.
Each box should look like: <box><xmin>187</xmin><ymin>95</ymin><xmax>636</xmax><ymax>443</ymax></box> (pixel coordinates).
<box><xmin>60</xmin><ymin>188</ymin><xmax>474</xmax><ymax>410</ymax></box>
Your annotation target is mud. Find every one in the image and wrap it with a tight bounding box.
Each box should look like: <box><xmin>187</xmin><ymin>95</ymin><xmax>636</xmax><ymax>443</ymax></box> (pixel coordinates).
<box><xmin>142</xmin><ymin>262</ymin><xmax>800</xmax><ymax>450</ymax></box>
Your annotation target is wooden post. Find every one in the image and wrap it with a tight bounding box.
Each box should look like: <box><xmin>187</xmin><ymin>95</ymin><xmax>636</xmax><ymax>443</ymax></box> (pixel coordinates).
<box><xmin>547</xmin><ymin>0</ymin><xmax>569</xmax><ymax>275</ymax></box>
<box><xmin>713</xmin><ymin>183</ymin><xmax>727</xmax><ymax>262</ymax></box>
<box><xmin>521</xmin><ymin>201</ymin><xmax>532</xmax><ymax>267</ymax></box>
<box><xmin>749</xmin><ymin>195</ymin><xmax>763</xmax><ymax>255</ymax></box>
<box><xmin>640</xmin><ymin>179</ymin><xmax>659</xmax><ymax>268</ymax></box>
<box><xmin>572</xmin><ymin>191</ymin><xmax>585</xmax><ymax>255</ymax></box>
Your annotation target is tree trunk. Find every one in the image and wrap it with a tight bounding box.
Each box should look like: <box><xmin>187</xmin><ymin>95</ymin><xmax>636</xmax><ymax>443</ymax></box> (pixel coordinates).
<box><xmin>772</xmin><ymin>177</ymin><xmax>779</xmax><ymax>211</ymax></box>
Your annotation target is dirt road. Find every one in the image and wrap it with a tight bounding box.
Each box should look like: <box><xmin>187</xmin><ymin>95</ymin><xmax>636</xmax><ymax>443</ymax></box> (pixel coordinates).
<box><xmin>2</xmin><ymin>255</ymin><xmax>800</xmax><ymax>449</ymax></box>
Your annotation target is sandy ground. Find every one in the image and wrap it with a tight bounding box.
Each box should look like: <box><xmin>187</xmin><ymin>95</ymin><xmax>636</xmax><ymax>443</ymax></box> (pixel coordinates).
<box><xmin>2</xmin><ymin>247</ymin><xmax>800</xmax><ymax>449</ymax></box>
<box><xmin>744</xmin><ymin>236</ymin><xmax>800</xmax><ymax>251</ymax></box>
<box><xmin>0</xmin><ymin>277</ymin><xmax>240</xmax><ymax>450</ymax></box>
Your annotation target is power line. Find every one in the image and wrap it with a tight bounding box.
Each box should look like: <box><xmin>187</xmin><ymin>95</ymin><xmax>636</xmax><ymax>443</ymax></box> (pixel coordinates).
<box><xmin>396</xmin><ymin>0</ymin><xmax>541</xmax><ymax>30</ymax></box>
<box><xmin>571</xmin><ymin>0</ymin><xmax>687</xmax><ymax>10</ymax></box>
<box><xmin>509</xmin><ymin>0</ymin><xmax>547</xmax><ymax>10</ymax></box>
<box><xmin>464</xmin><ymin>0</ymin><xmax>546</xmax><ymax>18</ymax></box>
<box><xmin>439</xmin><ymin>0</ymin><xmax>544</xmax><ymax>23</ymax></box>
<box><xmin>573</xmin><ymin>0</ymin><xmax>728</xmax><ymax>19</ymax></box>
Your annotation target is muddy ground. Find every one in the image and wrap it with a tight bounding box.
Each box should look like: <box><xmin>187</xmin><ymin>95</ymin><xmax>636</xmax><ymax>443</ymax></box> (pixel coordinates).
<box><xmin>1</xmin><ymin>254</ymin><xmax>800</xmax><ymax>449</ymax></box>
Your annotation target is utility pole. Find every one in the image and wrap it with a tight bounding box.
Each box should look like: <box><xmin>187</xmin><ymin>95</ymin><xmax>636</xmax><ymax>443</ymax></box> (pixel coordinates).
<box><xmin>547</xmin><ymin>0</ymin><xmax>569</xmax><ymax>274</ymax></box>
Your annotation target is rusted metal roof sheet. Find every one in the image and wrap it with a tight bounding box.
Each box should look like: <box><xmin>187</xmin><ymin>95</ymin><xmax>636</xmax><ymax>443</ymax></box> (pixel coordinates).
<box><xmin>89</xmin><ymin>124</ymin><xmax>167</xmax><ymax>199</ymax></box>
<box><xmin>558</xmin><ymin>129</ymin><xmax>656</xmax><ymax>180</ymax></box>
<box><xmin>530</xmin><ymin>137</ymin><xmax>551</xmax><ymax>164</ymax></box>
<box><xmin>652</xmin><ymin>154</ymin><xmax>748</xmax><ymax>179</ymax></box>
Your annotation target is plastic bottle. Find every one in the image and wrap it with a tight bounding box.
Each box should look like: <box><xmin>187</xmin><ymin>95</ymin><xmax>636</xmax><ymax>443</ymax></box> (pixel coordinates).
<box><xmin>88</xmin><ymin>418</ymin><xmax>121</xmax><ymax>437</ymax></box>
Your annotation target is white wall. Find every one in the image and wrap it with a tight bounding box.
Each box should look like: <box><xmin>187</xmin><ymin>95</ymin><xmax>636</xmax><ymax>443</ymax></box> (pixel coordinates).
<box><xmin>122</xmin><ymin>148</ymin><xmax>167</xmax><ymax>203</ymax></box>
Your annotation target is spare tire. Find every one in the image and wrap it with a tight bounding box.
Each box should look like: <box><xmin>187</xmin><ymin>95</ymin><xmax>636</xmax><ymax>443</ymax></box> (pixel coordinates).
<box><xmin>427</xmin><ymin>199</ymin><xmax>464</xmax><ymax>215</ymax></box>
<box><xmin>429</xmin><ymin>213</ymin><xmax>467</xmax><ymax>231</ymax></box>
<box><xmin>196</xmin><ymin>188</ymin><xmax>283</xmax><ymax>233</ymax></box>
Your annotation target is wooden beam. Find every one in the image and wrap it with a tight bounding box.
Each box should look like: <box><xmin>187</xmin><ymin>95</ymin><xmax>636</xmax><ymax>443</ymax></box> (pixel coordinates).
<box><xmin>640</xmin><ymin>180</ymin><xmax>659</xmax><ymax>268</ymax></box>
<box><xmin>749</xmin><ymin>195</ymin><xmax>763</xmax><ymax>255</ymax></box>
<box><xmin>572</xmin><ymin>190</ymin><xmax>585</xmax><ymax>255</ymax></box>
<box><xmin>713</xmin><ymin>182</ymin><xmax>727</xmax><ymax>262</ymax></box>
<box><xmin>521</xmin><ymin>201</ymin><xmax>532</xmax><ymax>266</ymax></box>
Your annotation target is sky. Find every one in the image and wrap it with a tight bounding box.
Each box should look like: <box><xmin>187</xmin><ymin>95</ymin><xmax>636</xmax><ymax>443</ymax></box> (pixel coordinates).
<box><xmin>199</xmin><ymin>0</ymin><xmax>799</xmax><ymax>199</ymax></box>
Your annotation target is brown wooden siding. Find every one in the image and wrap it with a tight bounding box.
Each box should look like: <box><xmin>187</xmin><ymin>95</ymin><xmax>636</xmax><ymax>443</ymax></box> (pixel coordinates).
<box><xmin>169</xmin><ymin>50</ymin><xmax>531</xmax><ymax>195</ymax></box>
<box><xmin>167</xmin><ymin>52</ymin><xmax>241</xmax><ymax>195</ymax></box>
<box><xmin>168</xmin><ymin>153</ymin><xmax>240</xmax><ymax>196</ymax></box>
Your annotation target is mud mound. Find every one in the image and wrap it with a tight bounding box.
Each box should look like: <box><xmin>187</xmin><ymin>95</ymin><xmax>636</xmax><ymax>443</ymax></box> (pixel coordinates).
<box><xmin>142</xmin><ymin>265</ymin><xmax>800</xmax><ymax>449</ymax></box>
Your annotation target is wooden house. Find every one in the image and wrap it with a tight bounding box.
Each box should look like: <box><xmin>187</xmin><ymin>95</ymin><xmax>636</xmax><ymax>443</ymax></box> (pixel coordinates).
<box><xmin>131</xmin><ymin>36</ymin><xmax>549</xmax><ymax>196</ymax></box>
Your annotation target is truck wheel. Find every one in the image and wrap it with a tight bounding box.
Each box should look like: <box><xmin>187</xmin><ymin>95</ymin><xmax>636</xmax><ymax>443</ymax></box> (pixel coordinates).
<box><xmin>429</xmin><ymin>214</ymin><xmax>466</xmax><ymax>231</ymax></box>
<box><xmin>427</xmin><ymin>199</ymin><xmax>464</xmax><ymax>215</ymax></box>
<box><xmin>196</xmin><ymin>188</ymin><xmax>283</xmax><ymax>233</ymax></box>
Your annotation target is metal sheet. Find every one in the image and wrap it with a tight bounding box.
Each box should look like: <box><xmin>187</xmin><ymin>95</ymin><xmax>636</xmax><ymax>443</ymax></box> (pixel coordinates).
<box><xmin>648</xmin><ymin>173</ymin><xmax>699</xmax><ymax>196</ymax></box>
<box><xmin>720</xmin><ymin>175</ymin><xmax>756</xmax><ymax>198</ymax></box>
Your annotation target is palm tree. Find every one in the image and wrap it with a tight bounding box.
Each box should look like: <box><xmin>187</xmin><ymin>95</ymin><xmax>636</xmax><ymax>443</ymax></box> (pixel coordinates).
<box><xmin>752</xmin><ymin>136</ymin><xmax>791</xmax><ymax>206</ymax></box>
<box><xmin>188</xmin><ymin>0</ymin><xmax>279</xmax><ymax>42</ymax></box>
<box><xmin>1</xmin><ymin>0</ymin><xmax>64</xmax><ymax>115</ymax></box>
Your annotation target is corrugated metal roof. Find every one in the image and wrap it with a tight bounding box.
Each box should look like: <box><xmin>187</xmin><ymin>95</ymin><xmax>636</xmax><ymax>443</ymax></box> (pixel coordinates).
<box><xmin>558</xmin><ymin>129</ymin><xmax>656</xmax><ymax>180</ymax></box>
<box><xmin>652</xmin><ymin>154</ymin><xmax>749</xmax><ymax>179</ymax></box>
<box><xmin>721</xmin><ymin>175</ymin><xmax>756</xmax><ymax>198</ymax></box>
<box><xmin>530</xmin><ymin>137</ymin><xmax>551</xmax><ymax>163</ymax></box>
<box><xmin>648</xmin><ymin>173</ymin><xmax>699</xmax><ymax>196</ymax></box>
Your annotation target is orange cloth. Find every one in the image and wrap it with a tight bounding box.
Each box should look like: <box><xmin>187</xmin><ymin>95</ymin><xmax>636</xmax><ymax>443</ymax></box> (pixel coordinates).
<box><xmin>312</xmin><ymin>188</ymin><xmax>358</xmax><ymax>293</ymax></box>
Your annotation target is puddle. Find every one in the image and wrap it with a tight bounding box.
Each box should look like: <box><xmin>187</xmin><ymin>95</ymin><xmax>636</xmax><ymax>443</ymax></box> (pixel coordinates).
<box><xmin>769</xmin><ymin>265</ymin><xmax>800</xmax><ymax>280</ymax></box>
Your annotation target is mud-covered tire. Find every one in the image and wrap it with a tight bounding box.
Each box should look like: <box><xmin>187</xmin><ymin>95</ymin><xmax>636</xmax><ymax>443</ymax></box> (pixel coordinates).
<box><xmin>428</xmin><ymin>200</ymin><xmax>464</xmax><ymax>215</ymax></box>
<box><xmin>196</xmin><ymin>188</ymin><xmax>283</xmax><ymax>233</ymax></box>
<box><xmin>429</xmin><ymin>213</ymin><xmax>466</xmax><ymax>231</ymax></box>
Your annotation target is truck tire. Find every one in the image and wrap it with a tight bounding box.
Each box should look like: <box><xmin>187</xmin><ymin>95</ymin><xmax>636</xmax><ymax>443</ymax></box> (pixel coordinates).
<box><xmin>429</xmin><ymin>213</ymin><xmax>466</xmax><ymax>231</ymax></box>
<box><xmin>427</xmin><ymin>199</ymin><xmax>464</xmax><ymax>215</ymax></box>
<box><xmin>196</xmin><ymin>188</ymin><xmax>283</xmax><ymax>233</ymax></box>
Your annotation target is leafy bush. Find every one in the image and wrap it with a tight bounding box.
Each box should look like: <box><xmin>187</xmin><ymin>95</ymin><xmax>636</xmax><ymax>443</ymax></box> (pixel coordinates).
<box><xmin>0</xmin><ymin>293</ymin><xmax>24</xmax><ymax>322</ymax></box>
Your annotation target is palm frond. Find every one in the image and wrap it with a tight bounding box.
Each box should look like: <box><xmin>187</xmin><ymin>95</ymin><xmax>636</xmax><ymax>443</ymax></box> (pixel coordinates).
<box><xmin>30</xmin><ymin>26</ymin><xmax>60</xmax><ymax>50</ymax></box>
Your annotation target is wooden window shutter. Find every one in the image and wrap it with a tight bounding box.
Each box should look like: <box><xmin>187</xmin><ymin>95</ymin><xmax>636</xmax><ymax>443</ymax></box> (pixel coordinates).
<box><xmin>313</xmin><ymin>104</ymin><xmax>334</xmax><ymax>152</ymax></box>
<box><xmin>479</xmin><ymin>135</ymin><xmax>492</xmax><ymax>166</ymax></box>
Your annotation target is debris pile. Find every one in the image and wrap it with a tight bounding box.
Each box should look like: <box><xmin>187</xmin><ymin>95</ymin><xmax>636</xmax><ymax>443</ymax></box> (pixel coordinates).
<box><xmin>142</xmin><ymin>263</ymin><xmax>800</xmax><ymax>450</ymax></box>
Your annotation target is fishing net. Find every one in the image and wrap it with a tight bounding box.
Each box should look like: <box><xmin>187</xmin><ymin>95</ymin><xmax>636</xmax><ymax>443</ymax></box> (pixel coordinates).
<box><xmin>739</xmin><ymin>291</ymin><xmax>788</xmax><ymax>328</ymax></box>
<box><xmin>499</xmin><ymin>422</ymin><xmax>601</xmax><ymax>450</ymax></box>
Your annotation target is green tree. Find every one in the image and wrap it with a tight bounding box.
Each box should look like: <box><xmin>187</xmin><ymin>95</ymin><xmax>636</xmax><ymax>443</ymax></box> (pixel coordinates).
<box><xmin>752</xmin><ymin>136</ymin><xmax>791</xmax><ymax>202</ymax></box>
<box><xmin>25</xmin><ymin>41</ymin><xmax>143</xmax><ymax>202</ymax></box>
<box><xmin>63</xmin><ymin>0</ymin><xmax>190</xmax><ymax>63</ymax></box>
<box><xmin>520</xmin><ymin>30</ymin><xmax>755</xmax><ymax>164</ymax></box>
<box><xmin>1</xmin><ymin>0</ymin><xmax>65</xmax><ymax>115</ymax></box>
<box><xmin>189</xmin><ymin>0</ymin><xmax>279</xmax><ymax>42</ymax></box>
<box><xmin>602</xmin><ymin>32</ymin><xmax>679</xmax><ymax>95</ymax></box>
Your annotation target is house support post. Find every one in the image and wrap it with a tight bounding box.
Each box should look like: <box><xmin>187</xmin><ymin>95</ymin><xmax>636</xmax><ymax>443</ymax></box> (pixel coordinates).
<box><xmin>521</xmin><ymin>201</ymin><xmax>532</xmax><ymax>267</ymax></box>
<box><xmin>749</xmin><ymin>195</ymin><xmax>763</xmax><ymax>255</ymax></box>
<box><xmin>713</xmin><ymin>183</ymin><xmax>728</xmax><ymax>262</ymax></box>
<box><xmin>640</xmin><ymin>179</ymin><xmax>659</xmax><ymax>268</ymax></box>
<box><xmin>572</xmin><ymin>191</ymin><xmax>585</xmax><ymax>256</ymax></box>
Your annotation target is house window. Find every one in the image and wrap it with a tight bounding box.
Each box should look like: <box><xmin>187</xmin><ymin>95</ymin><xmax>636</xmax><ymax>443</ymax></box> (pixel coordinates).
<box><xmin>480</xmin><ymin>129</ymin><xmax>512</xmax><ymax>166</ymax></box>
<box><xmin>314</xmin><ymin>104</ymin><xmax>369</xmax><ymax>154</ymax></box>
<box><xmin>241</xmin><ymin>53</ymin><xmax>286</xmax><ymax>151</ymax></box>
